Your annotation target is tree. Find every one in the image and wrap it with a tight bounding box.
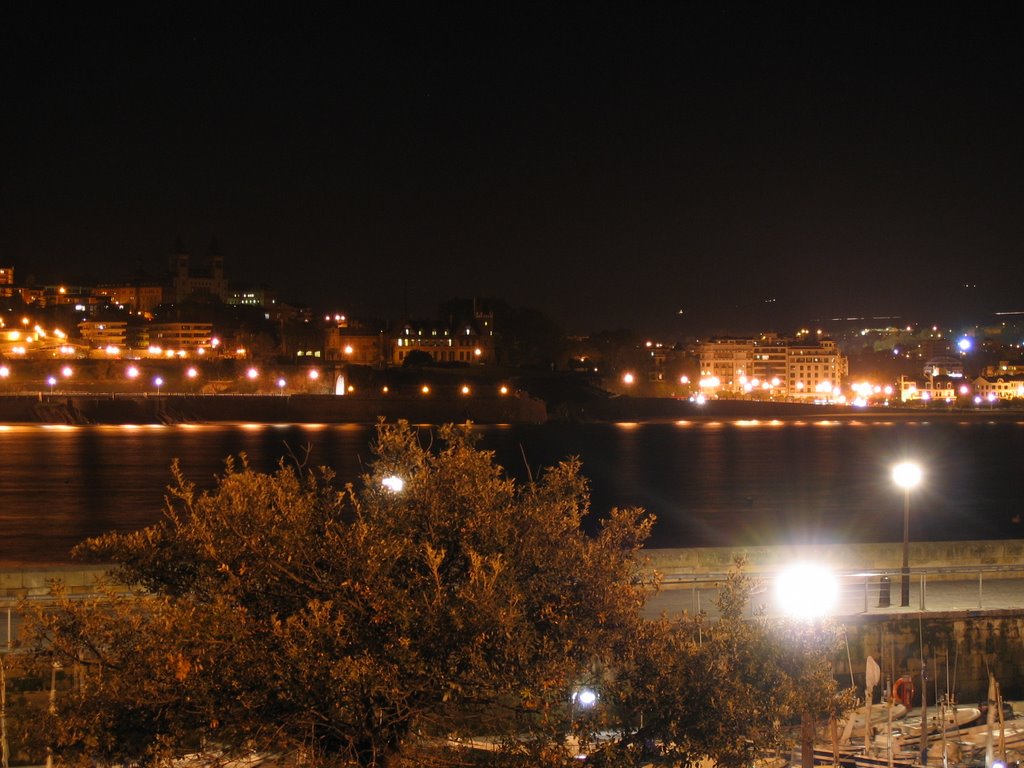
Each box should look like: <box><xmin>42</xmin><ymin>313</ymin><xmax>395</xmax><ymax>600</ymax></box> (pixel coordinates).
<box><xmin>590</xmin><ymin>562</ymin><xmax>854</xmax><ymax>768</ymax></box>
<box><xmin>23</xmin><ymin>421</ymin><xmax>654</xmax><ymax>767</ymax></box>
<box><xmin>399</xmin><ymin>349</ymin><xmax>434</xmax><ymax>368</ymax></box>
<box><xmin>21</xmin><ymin>426</ymin><xmax>851</xmax><ymax>768</ymax></box>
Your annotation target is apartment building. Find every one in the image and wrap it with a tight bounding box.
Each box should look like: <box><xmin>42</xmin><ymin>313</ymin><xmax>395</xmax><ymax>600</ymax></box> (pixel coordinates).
<box><xmin>699</xmin><ymin>334</ymin><xmax>846</xmax><ymax>400</ymax></box>
<box><xmin>78</xmin><ymin>320</ymin><xmax>128</xmax><ymax>349</ymax></box>
<box><xmin>147</xmin><ymin>322</ymin><xmax>214</xmax><ymax>351</ymax></box>
<box><xmin>973</xmin><ymin>375</ymin><xmax>1024</xmax><ymax>400</ymax></box>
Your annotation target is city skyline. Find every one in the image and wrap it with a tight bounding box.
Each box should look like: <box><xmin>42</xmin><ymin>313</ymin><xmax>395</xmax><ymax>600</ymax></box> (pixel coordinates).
<box><xmin>3</xmin><ymin>7</ymin><xmax>1024</xmax><ymax>335</ymax></box>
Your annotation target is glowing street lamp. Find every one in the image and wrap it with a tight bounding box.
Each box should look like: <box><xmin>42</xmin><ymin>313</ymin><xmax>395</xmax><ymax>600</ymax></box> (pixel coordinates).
<box><xmin>277</xmin><ymin>378</ymin><xmax>286</xmax><ymax>395</ymax></box>
<box><xmin>776</xmin><ymin>563</ymin><xmax>838</xmax><ymax>620</ymax></box>
<box><xmin>47</xmin><ymin>376</ymin><xmax>57</xmax><ymax>394</ymax></box>
<box><xmin>381</xmin><ymin>475</ymin><xmax>404</xmax><ymax>493</ymax></box>
<box><xmin>776</xmin><ymin>563</ymin><xmax>838</xmax><ymax>768</ymax></box>
<box><xmin>892</xmin><ymin>461</ymin><xmax>922</xmax><ymax>607</ymax></box>
<box><xmin>154</xmin><ymin>376</ymin><xmax>164</xmax><ymax>395</ymax></box>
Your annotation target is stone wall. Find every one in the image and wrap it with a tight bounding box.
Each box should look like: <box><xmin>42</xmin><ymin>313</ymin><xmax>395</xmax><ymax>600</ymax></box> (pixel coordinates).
<box><xmin>839</xmin><ymin>611</ymin><xmax>1024</xmax><ymax>703</ymax></box>
<box><xmin>0</xmin><ymin>392</ymin><xmax>548</xmax><ymax>425</ymax></box>
<box><xmin>645</xmin><ymin>540</ymin><xmax>1024</xmax><ymax>577</ymax></box>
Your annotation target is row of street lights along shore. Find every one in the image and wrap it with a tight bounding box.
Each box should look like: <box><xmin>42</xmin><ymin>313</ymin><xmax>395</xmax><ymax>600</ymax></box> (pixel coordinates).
<box><xmin>0</xmin><ymin>364</ymin><xmax>513</xmax><ymax>398</ymax></box>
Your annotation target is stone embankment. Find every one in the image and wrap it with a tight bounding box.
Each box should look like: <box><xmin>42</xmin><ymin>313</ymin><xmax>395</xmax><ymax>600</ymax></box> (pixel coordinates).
<box><xmin>3</xmin><ymin>391</ymin><xmax>1020</xmax><ymax>425</ymax></box>
<box><xmin>646</xmin><ymin>539</ymin><xmax>1024</xmax><ymax>578</ymax></box>
<box><xmin>0</xmin><ymin>393</ymin><xmax>548</xmax><ymax>425</ymax></box>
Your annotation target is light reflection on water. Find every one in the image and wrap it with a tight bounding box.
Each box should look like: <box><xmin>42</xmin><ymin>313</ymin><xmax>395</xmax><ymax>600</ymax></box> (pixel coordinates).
<box><xmin>1</xmin><ymin>419</ymin><xmax>1022</xmax><ymax>565</ymax></box>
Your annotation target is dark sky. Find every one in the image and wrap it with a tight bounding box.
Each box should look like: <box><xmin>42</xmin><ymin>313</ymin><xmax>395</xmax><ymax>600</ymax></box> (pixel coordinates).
<box><xmin>2</xmin><ymin>6</ymin><xmax>1023</xmax><ymax>335</ymax></box>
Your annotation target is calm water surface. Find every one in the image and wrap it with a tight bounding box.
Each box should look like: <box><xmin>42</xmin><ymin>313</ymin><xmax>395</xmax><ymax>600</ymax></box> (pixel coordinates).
<box><xmin>1</xmin><ymin>419</ymin><xmax>1023</xmax><ymax>564</ymax></box>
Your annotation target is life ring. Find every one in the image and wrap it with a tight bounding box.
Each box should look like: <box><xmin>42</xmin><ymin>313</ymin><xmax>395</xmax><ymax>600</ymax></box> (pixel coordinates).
<box><xmin>893</xmin><ymin>675</ymin><xmax>914</xmax><ymax>707</ymax></box>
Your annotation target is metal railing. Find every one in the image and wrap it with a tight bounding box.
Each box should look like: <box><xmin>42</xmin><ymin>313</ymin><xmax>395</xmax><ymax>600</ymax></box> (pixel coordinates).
<box><xmin>652</xmin><ymin>563</ymin><xmax>1024</xmax><ymax>619</ymax></box>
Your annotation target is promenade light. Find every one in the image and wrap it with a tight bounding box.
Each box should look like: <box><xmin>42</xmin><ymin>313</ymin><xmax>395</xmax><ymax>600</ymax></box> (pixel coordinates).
<box><xmin>776</xmin><ymin>563</ymin><xmax>838</xmax><ymax>619</ymax></box>
<box><xmin>623</xmin><ymin>372</ymin><xmax>635</xmax><ymax>385</ymax></box>
<box><xmin>126</xmin><ymin>366</ymin><xmax>139</xmax><ymax>379</ymax></box>
<box><xmin>308</xmin><ymin>369</ymin><xmax>320</xmax><ymax>381</ymax></box>
<box><xmin>572</xmin><ymin>688</ymin><xmax>598</xmax><ymax>708</ymax></box>
<box><xmin>186</xmin><ymin>367</ymin><xmax>198</xmax><ymax>379</ymax></box>
<box><xmin>47</xmin><ymin>376</ymin><xmax>57</xmax><ymax>393</ymax></box>
<box><xmin>154</xmin><ymin>376</ymin><xmax>164</xmax><ymax>395</ymax></box>
<box><xmin>247</xmin><ymin>368</ymin><xmax>259</xmax><ymax>380</ymax></box>
<box><xmin>344</xmin><ymin>345</ymin><xmax>354</xmax><ymax>355</ymax></box>
<box><xmin>0</xmin><ymin>365</ymin><xmax>8</xmax><ymax>378</ymax></box>
<box><xmin>61</xmin><ymin>366</ymin><xmax>73</xmax><ymax>378</ymax></box>
<box><xmin>381</xmin><ymin>475</ymin><xmax>404</xmax><ymax>493</ymax></box>
<box><xmin>277</xmin><ymin>378</ymin><xmax>286</xmax><ymax>394</ymax></box>
<box><xmin>892</xmin><ymin>461</ymin><xmax>922</xmax><ymax>607</ymax></box>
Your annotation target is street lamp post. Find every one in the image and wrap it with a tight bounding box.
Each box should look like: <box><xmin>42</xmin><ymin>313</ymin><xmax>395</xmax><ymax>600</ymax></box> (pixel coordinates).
<box><xmin>892</xmin><ymin>462</ymin><xmax>922</xmax><ymax>608</ymax></box>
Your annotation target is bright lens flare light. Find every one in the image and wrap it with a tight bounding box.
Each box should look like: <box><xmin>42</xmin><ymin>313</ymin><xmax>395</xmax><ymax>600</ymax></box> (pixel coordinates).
<box><xmin>892</xmin><ymin>461</ymin><xmax>922</xmax><ymax>490</ymax></box>
<box><xmin>381</xmin><ymin>475</ymin><xmax>404</xmax><ymax>493</ymax></box>
<box><xmin>572</xmin><ymin>688</ymin><xmax>598</xmax><ymax>708</ymax></box>
<box><xmin>776</xmin><ymin>564</ymin><xmax>838</xmax><ymax>619</ymax></box>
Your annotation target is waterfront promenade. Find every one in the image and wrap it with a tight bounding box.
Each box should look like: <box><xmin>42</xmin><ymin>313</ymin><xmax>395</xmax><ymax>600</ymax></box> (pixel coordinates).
<box><xmin>643</xmin><ymin>575</ymin><xmax>1024</xmax><ymax>620</ymax></box>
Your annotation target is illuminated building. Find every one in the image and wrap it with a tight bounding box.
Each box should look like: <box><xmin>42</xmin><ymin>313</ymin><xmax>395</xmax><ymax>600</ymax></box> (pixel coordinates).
<box><xmin>699</xmin><ymin>334</ymin><xmax>846</xmax><ymax>400</ymax></box>
<box><xmin>972</xmin><ymin>375</ymin><xmax>1024</xmax><ymax>401</ymax></box>
<box><xmin>78</xmin><ymin>320</ymin><xmax>128</xmax><ymax>349</ymax></box>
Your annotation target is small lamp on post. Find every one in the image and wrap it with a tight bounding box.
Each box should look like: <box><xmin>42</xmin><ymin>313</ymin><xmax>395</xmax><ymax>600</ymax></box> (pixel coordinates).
<box><xmin>892</xmin><ymin>461</ymin><xmax>922</xmax><ymax>608</ymax></box>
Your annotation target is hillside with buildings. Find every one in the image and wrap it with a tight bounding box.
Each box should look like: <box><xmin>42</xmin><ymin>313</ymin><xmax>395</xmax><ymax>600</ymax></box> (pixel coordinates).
<box><xmin>2</xmin><ymin>246</ymin><xmax>1024</xmax><ymax>411</ymax></box>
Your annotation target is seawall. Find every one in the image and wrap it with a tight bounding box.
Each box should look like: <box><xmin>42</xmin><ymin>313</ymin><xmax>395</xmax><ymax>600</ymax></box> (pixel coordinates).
<box><xmin>0</xmin><ymin>393</ymin><xmax>548</xmax><ymax>425</ymax></box>
<box><xmin>645</xmin><ymin>539</ymin><xmax>1024</xmax><ymax>577</ymax></box>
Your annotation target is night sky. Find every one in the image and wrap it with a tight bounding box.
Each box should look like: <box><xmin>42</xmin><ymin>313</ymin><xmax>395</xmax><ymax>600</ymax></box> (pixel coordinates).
<box><xmin>3</xmin><ymin>6</ymin><xmax>1023</xmax><ymax>335</ymax></box>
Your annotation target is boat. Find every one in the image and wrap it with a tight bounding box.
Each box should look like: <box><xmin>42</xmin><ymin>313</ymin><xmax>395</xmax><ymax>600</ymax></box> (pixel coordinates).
<box><xmin>900</xmin><ymin>705</ymin><xmax>981</xmax><ymax>738</ymax></box>
<box><xmin>839</xmin><ymin>703</ymin><xmax>907</xmax><ymax>739</ymax></box>
<box><xmin>951</xmin><ymin>720</ymin><xmax>1024</xmax><ymax>751</ymax></box>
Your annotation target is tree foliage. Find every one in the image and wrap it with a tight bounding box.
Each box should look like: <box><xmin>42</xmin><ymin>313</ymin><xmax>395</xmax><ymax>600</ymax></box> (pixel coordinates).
<box><xmin>22</xmin><ymin>421</ymin><xmax>653</xmax><ymax>767</ymax></box>
<box><xmin>593</xmin><ymin>563</ymin><xmax>854</xmax><ymax>768</ymax></box>
<box><xmin>20</xmin><ymin>423</ymin><xmax>852</xmax><ymax>768</ymax></box>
